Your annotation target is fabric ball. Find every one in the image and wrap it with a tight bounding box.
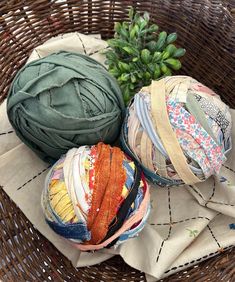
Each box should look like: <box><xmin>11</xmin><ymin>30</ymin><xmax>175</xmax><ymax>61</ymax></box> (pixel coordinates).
<box><xmin>121</xmin><ymin>76</ymin><xmax>232</xmax><ymax>186</ymax></box>
<box><xmin>41</xmin><ymin>143</ymin><xmax>150</xmax><ymax>250</ymax></box>
<box><xmin>7</xmin><ymin>51</ymin><xmax>125</xmax><ymax>163</ymax></box>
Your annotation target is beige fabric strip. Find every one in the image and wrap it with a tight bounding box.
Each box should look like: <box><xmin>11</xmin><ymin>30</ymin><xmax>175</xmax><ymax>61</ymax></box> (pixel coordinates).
<box><xmin>169</xmin><ymin>77</ymin><xmax>191</xmax><ymax>102</ymax></box>
<box><xmin>128</xmin><ymin>109</ymin><xmax>141</xmax><ymax>160</ymax></box>
<box><xmin>134</xmin><ymin>130</ymin><xmax>142</xmax><ymax>160</ymax></box>
<box><xmin>140</xmin><ymin>131</ymin><xmax>155</xmax><ymax>172</ymax></box>
<box><xmin>153</xmin><ymin>146</ymin><xmax>168</xmax><ymax>177</ymax></box>
<box><xmin>146</xmin><ymin>138</ymin><xmax>155</xmax><ymax>172</ymax></box>
<box><xmin>149</xmin><ymin>79</ymin><xmax>201</xmax><ymax>184</ymax></box>
<box><xmin>140</xmin><ymin>132</ymin><xmax>149</xmax><ymax>168</ymax></box>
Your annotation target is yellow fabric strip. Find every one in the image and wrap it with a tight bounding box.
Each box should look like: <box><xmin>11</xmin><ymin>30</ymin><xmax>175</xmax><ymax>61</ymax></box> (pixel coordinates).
<box><xmin>149</xmin><ymin>79</ymin><xmax>201</xmax><ymax>185</ymax></box>
<box><xmin>49</xmin><ymin>180</ymin><xmax>77</xmax><ymax>223</ymax></box>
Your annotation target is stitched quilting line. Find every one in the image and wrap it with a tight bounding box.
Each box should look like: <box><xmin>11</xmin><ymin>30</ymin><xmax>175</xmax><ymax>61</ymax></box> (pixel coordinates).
<box><xmin>189</xmin><ymin>183</ymin><xmax>235</xmax><ymax>207</ymax></box>
<box><xmin>207</xmin><ymin>200</ymin><xmax>234</xmax><ymax>207</ymax></box>
<box><xmin>89</xmin><ymin>46</ymin><xmax>109</xmax><ymax>56</ymax></box>
<box><xmin>188</xmin><ymin>163</ymin><xmax>235</xmax><ymax>202</ymax></box>
<box><xmin>164</xmin><ymin>245</ymin><xmax>233</xmax><ymax>274</ymax></box>
<box><xmin>222</xmin><ymin>164</ymin><xmax>235</xmax><ymax>174</ymax></box>
<box><xmin>156</xmin><ymin>187</ymin><xmax>172</xmax><ymax>263</ymax></box>
<box><xmin>150</xmin><ymin>216</ymin><xmax>211</xmax><ymax>226</ymax></box>
<box><xmin>188</xmin><ymin>185</ymin><xmax>204</xmax><ymax>200</ymax></box>
<box><xmin>207</xmin><ymin>225</ymin><xmax>221</xmax><ymax>248</ymax></box>
<box><xmin>35</xmin><ymin>49</ymin><xmax>41</xmax><ymax>58</ymax></box>
<box><xmin>76</xmin><ymin>33</ymin><xmax>87</xmax><ymax>54</ymax></box>
<box><xmin>0</xmin><ymin>131</ymin><xmax>14</xmax><ymax>136</ymax></box>
<box><xmin>205</xmin><ymin>178</ymin><xmax>216</xmax><ymax>207</ymax></box>
<box><xmin>17</xmin><ymin>166</ymin><xmax>51</xmax><ymax>191</ymax></box>
<box><xmin>167</xmin><ymin>187</ymin><xmax>172</xmax><ymax>223</ymax></box>
<box><xmin>156</xmin><ymin>241</ymin><xmax>166</xmax><ymax>263</ymax></box>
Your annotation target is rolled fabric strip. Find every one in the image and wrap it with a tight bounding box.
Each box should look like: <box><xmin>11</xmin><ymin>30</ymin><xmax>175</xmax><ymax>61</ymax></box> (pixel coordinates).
<box><xmin>41</xmin><ymin>143</ymin><xmax>150</xmax><ymax>250</ymax></box>
<box><xmin>121</xmin><ymin>76</ymin><xmax>232</xmax><ymax>186</ymax></box>
<box><xmin>7</xmin><ymin>51</ymin><xmax>125</xmax><ymax>163</ymax></box>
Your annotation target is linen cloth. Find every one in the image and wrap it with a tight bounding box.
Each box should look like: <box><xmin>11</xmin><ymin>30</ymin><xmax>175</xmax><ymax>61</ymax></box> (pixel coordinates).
<box><xmin>0</xmin><ymin>33</ymin><xmax>235</xmax><ymax>281</ymax></box>
<box><xmin>27</xmin><ymin>32</ymin><xmax>107</xmax><ymax>64</ymax></box>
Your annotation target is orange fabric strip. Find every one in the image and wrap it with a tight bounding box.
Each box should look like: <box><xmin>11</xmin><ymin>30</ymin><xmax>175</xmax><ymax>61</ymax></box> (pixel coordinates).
<box><xmin>87</xmin><ymin>143</ymin><xmax>127</xmax><ymax>244</ymax></box>
<box><xmin>87</xmin><ymin>143</ymin><xmax>111</xmax><ymax>230</ymax></box>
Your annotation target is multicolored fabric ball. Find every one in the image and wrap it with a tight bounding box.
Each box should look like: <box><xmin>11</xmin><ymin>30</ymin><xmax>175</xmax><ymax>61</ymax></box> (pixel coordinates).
<box><xmin>41</xmin><ymin>143</ymin><xmax>150</xmax><ymax>250</ymax></box>
<box><xmin>121</xmin><ymin>76</ymin><xmax>232</xmax><ymax>186</ymax></box>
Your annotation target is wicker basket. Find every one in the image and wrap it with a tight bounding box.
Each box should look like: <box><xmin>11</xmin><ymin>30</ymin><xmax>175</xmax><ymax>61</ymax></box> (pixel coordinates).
<box><xmin>0</xmin><ymin>1</ymin><xmax>234</xmax><ymax>281</ymax></box>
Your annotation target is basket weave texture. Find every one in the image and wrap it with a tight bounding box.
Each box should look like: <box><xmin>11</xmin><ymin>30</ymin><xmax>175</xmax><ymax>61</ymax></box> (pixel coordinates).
<box><xmin>0</xmin><ymin>0</ymin><xmax>235</xmax><ymax>281</ymax></box>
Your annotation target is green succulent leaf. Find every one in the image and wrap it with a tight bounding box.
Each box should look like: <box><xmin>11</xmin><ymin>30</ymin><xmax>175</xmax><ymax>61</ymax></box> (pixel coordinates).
<box><xmin>134</xmin><ymin>11</ymin><xmax>141</xmax><ymax>22</ymax></box>
<box><xmin>122</xmin><ymin>22</ymin><xmax>129</xmax><ymax>30</ymax></box>
<box><xmin>155</xmin><ymin>31</ymin><xmax>167</xmax><ymax>51</ymax></box>
<box><xmin>104</xmin><ymin>59</ymin><xmax>110</xmax><ymax>65</ymax></box>
<box><xmin>165</xmin><ymin>44</ymin><xmax>177</xmax><ymax>56</ymax></box>
<box><xmin>106</xmin><ymin>8</ymin><xmax>186</xmax><ymax>105</ymax></box>
<box><xmin>114</xmin><ymin>22</ymin><xmax>122</xmax><ymax>33</ymax></box>
<box><xmin>162</xmin><ymin>51</ymin><xmax>170</xmax><ymax>60</ymax></box>
<box><xmin>141</xmin><ymin>49</ymin><xmax>151</xmax><ymax>64</ymax></box>
<box><xmin>143</xmin><ymin>11</ymin><xmax>150</xmax><ymax>22</ymax></box>
<box><xmin>173</xmin><ymin>48</ymin><xmax>186</xmax><ymax>58</ymax></box>
<box><xmin>123</xmin><ymin>46</ymin><xmax>138</xmax><ymax>56</ymax></box>
<box><xmin>166</xmin><ymin>32</ymin><xmax>177</xmax><ymax>44</ymax></box>
<box><xmin>120</xmin><ymin>73</ymin><xmax>130</xmax><ymax>81</ymax></box>
<box><xmin>134</xmin><ymin>24</ymin><xmax>140</xmax><ymax>34</ymax></box>
<box><xmin>129</xmin><ymin>83</ymin><xmax>135</xmax><ymax>90</ymax></box>
<box><xmin>132</xmin><ymin>57</ymin><xmax>139</xmax><ymax>62</ymax></box>
<box><xmin>164</xmin><ymin>68</ymin><xmax>172</xmax><ymax>76</ymax></box>
<box><xmin>137</xmin><ymin>71</ymin><xmax>144</xmax><ymax>79</ymax></box>
<box><xmin>153</xmin><ymin>51</ymin><xmax>162</xmax><ymax>62</ymax></box>
<box><xmin>105</xmin><ymin>50</ymin><xmax>118</xmax><ymax>61</ymax></box>
<box><xmin>109</xmin><ymin>67</ymin><xmax>120</xmax><ymax>77</ymax></box>
<box><xmin>139</xmin><ymin>18</ymin><xmax>147</xmax><ymax>30</ymax></box>
<box><xmin>118</xmin><ymin>61</ymin><xmax>130</xmax><ymax>72</ymax></box>
<box><xmin>119</xmin><ymin>28</ymin><xmax>129</xmax><ymax>39</ymax></box>
<box><xmin>144</xmin><ymin>71</ymin><xmax>151</xmax><ymax>80</ymax></box>
<box><xmin>165</xmin><ymin>58</ymin><xmax>182</xmax><ymax>70</ymax></box>
<box><xmin>123</xmin><ymin>46</ymin><xmax>133</xmax><ymax>54</ymax></box>
<box><xmin>148</xmin><ymin>63</ymin><xmax>156</xmax><ymax>73</ymax></box>
<box><xmin>150</xmin><ymin>24</ymin><xmax>159</xmax><ymax>32</ymax></box>
<box><xmin>107</xmin><ymin>39</ymin><xmax>123</xmax><ymax>48</ymax></box>
<box><xmin>123</xmin><ymin>85</ymin><xmax>131</xmax><ymax>105</ymax></box>
<box><xmin>128</xmin><ymin>7</ymin><xmax>134</xmax><ymax>20</ymax></box>
<box><xmin>131</xmin><ymin>73</ymin><xmax>137</xmax><ymax>83</ymax></box>
<box><xmin>153</xmin><ymin>64</ymin><xmax>161</xmax><ymax>79</ymax></box>
<box><xmin>160</xmin><ymin>62</ymin><xmax>169</xmax><ymax>74</ymax></box>
<box><xmin>130</xmin><ymin>27</ymin><xmax>136</xmax><ymax>39</ymax></box>
<box><xmin>147</xmin><ymin>41</ymin><xmax>157</xmax><ymax>52</ymax></box>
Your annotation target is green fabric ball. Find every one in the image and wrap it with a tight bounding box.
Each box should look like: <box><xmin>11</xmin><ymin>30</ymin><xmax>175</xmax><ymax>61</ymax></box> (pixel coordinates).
<box><xmin>7</xmin><ymin>51</ymin><xmax>125</xmax><ymax>163</ymax></box>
